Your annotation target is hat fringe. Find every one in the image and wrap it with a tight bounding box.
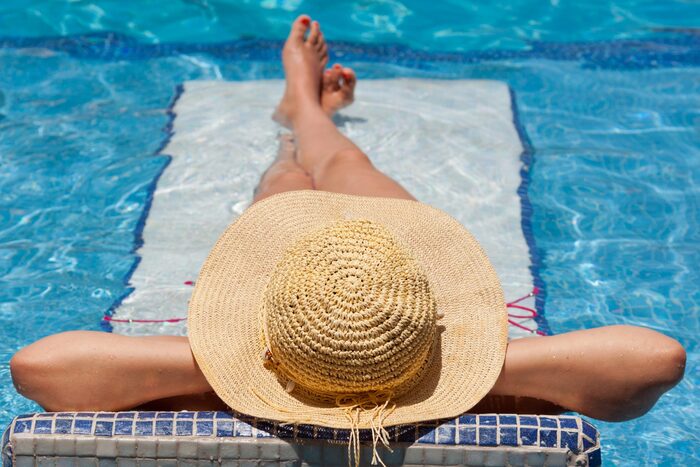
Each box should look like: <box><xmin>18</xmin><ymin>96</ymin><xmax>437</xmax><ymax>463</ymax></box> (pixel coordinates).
<box><xmin>251</xmin><ymin>388</ymin><xmax>396</xmax><ymax>467</ymax></box>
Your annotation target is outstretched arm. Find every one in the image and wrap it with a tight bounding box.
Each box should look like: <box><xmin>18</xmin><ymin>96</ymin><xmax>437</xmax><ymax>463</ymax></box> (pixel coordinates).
<box><xmin>10</xmin><ymin>331</ymin><xmax>208</xmax><ymax>412</ymax></box>
<box><xmin>490</xmin><ymin>325</ymin><xmax>686</xmax><ymax>421</ymax></box>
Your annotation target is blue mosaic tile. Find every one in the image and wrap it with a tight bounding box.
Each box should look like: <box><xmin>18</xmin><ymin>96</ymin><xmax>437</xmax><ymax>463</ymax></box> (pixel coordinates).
<box><xmin>396</xmin><ymin>425</ymin><xmax>415</xmax><ymax>442</ymax></box>
<box><xmin>37</xmin><ymin>413</ymin><xmax>54</xmax><ymax>418</ymax></box>
<box><xmin>74</xmin><ymin>420</ymin><xmax>93</xmax><ymax>435</ymax></box>
<box><xmin>13</xmin><ymin>420</ymin><xmax>32</xmax><ymax>434</ymax></box>
<box><xmin>197</xmin><ymin>412</ymin><xmax>214</xmax><ymax>420</ymax></box>
<box><xmin>176</xmin><ymin>412</ymin><xmax>195</xmax><ymax>419</ymax></box>
<box><xmin>583</xmin><ymin>436</ymin><xmax>595</xmax><ymax>451</ymax></box>
<box><xmin>458</xmin><ymin>426</ymin><xmax>476</xmax><ymax>445</ymax></box>
<box><xmin>540</xmin><ymin>417</ymin><xmax>558</xmax><ymax>428</ymax></box>
<box><xmin>560</xmin><ymin>430</ymin><xmax>580</xmax><ymax>452</ymax></box>
<box><xmin>255</xmin><ymin>427</ymin><xmax>273</xmax><ymax>438</ymax></box>
<box><xmin>55</xmin><ymin>419</ymin><xmax>73</xmax><ymax>435</ymax></box>
<box><xmin>115</xmin><ymin>420</ymin><xmax>133</xmax><ymax>435</ymax></box>
<box><xmin>458</xmin><ymin>414</ymin><xmax>476</xmax><ymax>425</ymax></box>
<box><xmin>416</xmin><ymin>426</ymin><xmax>436</xmax><ymax>444</ymax></box>
<box><xmin>135</xmin><ymin>421</ymin><xmax>153</xmax><ymax>436</ymax></box>
<box><xmin>499</xmin><ymin>415</ymin><xmax>517</xmax><ymax>425</ymax></box>
<box><xmin>439</xmin><ymin>418</ymin><xmax>456</xmax><ymax>426</ymax></box>
<box><xmin>520</xmin><ymin>427</ymin><xmax>538</xmax><ymax>446</ymax></box>
<box><xmin>34</xmin><ymin>420</ymin><xmax>53</xmax><ymax>434</ymax></box>
<box><xmin>75</xmin><ymin>413</ymin><xmax>94</xmax><ymax>418</ymax></box>
<box><xmin>155</xmin><ymin>421</ymin><xmax>173</xmax><ymax>436</ymax></box>
<box><xmin>137</xmin><ymin>412</ymin><xmax>156</xmax><ymax>420</ymax></box>
<box><xmin>234</xmin><ymin>421</ymin><xmax>253</xmax><ymax>437</ymax></box>
<box><xmin>216</xmin><ymin>421</ymin><xmax>233</xmax><ymax>437</ymax></box>
<box><xmin>296</xmin><ymin>425</ymin><xmax>315</xmax><ymax>439</ymax></box>
<box><xmin>315</xmin><ymin>426</ymin><xmax>334</xmax><ymax>440</ymax></box>
<box><xmin>16</xmin><ymin>414</ymin><xmax>34</xmax><ymax>420</ymax></box>
<box><xmin>116</xmin><ymin>413</ymin><xmax>136</xmax><ymax>419</ymax></box>
<box><xmin>196</xmin><ymin>421</ymin><xmax>213</xmax><ymax>436</ymax></box>
<box><xmin>479</xmin><ymin>427</ymin><xmax>498</xmax><ymax>447</ymax></box>
<box><xmin>96</xmin><ymin>413</ymin><xmax>115</xmax><ymax>419</ymax></box>
<box><xmin>176</xmin><ymin>421</ymin><xmax>193</xmax><ymax>436</ymax></box>
<box><xmin>56</xmin><ymin>413</ymin><xmax>74</xmax><ymax>418</ymax></box>
<box><xmin>582</xmin><ymin>420</ymin><xmax>597</xmax><ymax>441</ymax></box>
<box><xmin>478</xmin><ymin>415</ymin><xmax>497</xmax><ymax>426</ymax></box>
<box><xmin>540</xmin><ymin>429</ymin><xmax>557</xmax><ymax>448</ymax></box>
<box><xmin>519</xmin><ymin>416</ymin><xmax>538</xmax><ymax>426</ymax></box>
<box><xmin>559</xmin><ymin>417</ymin><xmax>579</xmax><ymax>430</ymax></box>
<box><xmin>156</xmin><ymin>412</ymin><xmax>175</xmax><ymax>419</ymax></box>
<box><xmin>277</xmin><ymin>425</ymin><xmax>294</xmax><ymax>439</ymax></box>
<box><xmin>358</xmin><ymin>429</ymin><xmax>373</xmax><ymax>442</ymax></box>
<box><xmin>215</xmin><ymin>412</ymin><xmax>233</xmax><ymax>419</ymax></box>
<box><xmin>436</xmin><ymin>426</ymin><xmax>455</xmax><ymax>444</ymax></box>
<box><xmin>94</xmin><ymin>421</ymin><xmax>113</xmax><ymax>437</ymax></box>
<box><xmin>588</xmin><ymin>447</ymin><xmax>602</xmax><ymax>467</ymax></box>
<box><xmin>500</xmin><ymin>427</ymin><xmax>518</xmax><ymax>446</ymax></box>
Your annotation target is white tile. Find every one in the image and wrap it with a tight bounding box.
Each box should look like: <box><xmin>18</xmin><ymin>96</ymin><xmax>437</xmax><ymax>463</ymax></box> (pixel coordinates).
<box><xmin>176</xmin><ymin>440</ymin><xmax>198</xmax><ymax>460</ymax></box>
<box><xmin>136</xmin><ymin>460</ymin><xmax>156</xmax><ymax>467</ymax></box>
<box><xmin>97</xmin><ymin>458</ymin><xmax>117</xmax><ymax>467</ymax></box>
<box><xmin>465</xmin><ymin>450</ymin><xmax>486</xmax><ymax>466</ymax></box>
<box><xmin>524</xmin><ymin>451</ymin><xmax>547</xmax><ymax>466</ymax></box>
<box><xmin>115</xmin><ymin>458</ymin><xmax>137</xmax><ymax>467</ymax></box>
<box><xmin>156</xmin><ymin>460</ymin><xmax>177</xmax><ymax>467</ymax></box>
<box><xmin>483</xmin><ymin>450</ymin><xmax>506</xmax><ymax>466</ymax></box>
<box><xmin>402</xmin><ymin>446</ymin><xmax>425</xmax><ymax>464</ymax></box>
<box><xmin>156</xmin><ymin>439</ymin><xmax>178</xmax><ymax>459</ymax></box>
<box><xmin>135</xmin><ymin>438</ymin><xmax>157</xmax><ymax>458</ymax></box>
<box><xmin>545</xmin><ymin>450</ymin><xmax>568</xmax><ymax>466</ymax></box>
<box><xmin>195</xmin><ymin>439</ymin><xmax>218</xmax><ymax>460</ymax></box>
<box><xmin>218</xmin><ymin>441</ymin><xmax>239</xmax><ymax>460</ymax></box>
<box><xmin>422</xmin><ymin>446</ymin><xmax>445</xmax><ymax>465</ymax></box>
<box><xmin>76</xmin><ymin>457</ymin><xmax>96</xmax><ymax>467</ymax></box>
<box><xmin>75</xmin><ymin>438</ymin><xmax>96</xmax><ymax>457</ymax></box>
<box><xmin>36</xmin><ymin>457</ymin><xmax>56</xmax><ymax>467</ymax></box>
<box><xmin>237</xmin><ymin>441</ymin><xmax>260</xmax><ymax>460</ymax></box>
<box><xmin>95</xmin><ymin>438</ymin><xmax>118</xmax><ymax>458</ymax></box>
<box><xmin>506</xmin><ymin>449</ymin><xmax>526</xmax><ymax>466</ymax></box>
<box><xmin>12</xmin><ymin>434</ymin><xmax>35</xmax><ymax>456</ymax></box>
<box><xmin>443</xmin><ymin>446</ymin><xmax>465</xmax><ymax>465</ymax></box>
<box><xmin>35</xmin><ymin>437</ymin><xmax>56</xmax><ymax>456</ymax></box>
<box><xmin>54</xmin><ymin>438</ymin><xmax>76</xmax><ymax>457</ymax></box>
<box><xmin>55</xmin><ymin>457</ymin><xmax>76</xmax><ymax>467</ymax></box>
<box><xmin>14</xmin><ymin>455</ymin><xmax>36</xmax><ymax>467</ymax></box>
<box><xmin>115</xmin><ymin>439</ymin><xmax>136</xmax><ymax>458</ymax></box>
<box><xmin>277</xmin><ymin>441</ymin><xmax>297</xmax><ymax>462</ymax></box>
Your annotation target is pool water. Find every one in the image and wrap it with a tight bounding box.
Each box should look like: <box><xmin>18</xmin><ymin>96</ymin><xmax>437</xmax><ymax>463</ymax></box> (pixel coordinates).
<box><xmin>0</xmin><ymin>2</ymin><xmax>698</xmax><ymax>465</ymax></box>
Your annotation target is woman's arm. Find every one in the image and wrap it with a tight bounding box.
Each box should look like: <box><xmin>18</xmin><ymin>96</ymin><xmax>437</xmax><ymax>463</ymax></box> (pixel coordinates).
<box><xmin>490</xmin><ymin>325</ymin><xmax>686</xmax><ymax>421</ymax></box>
<box><xmin>10</xmin><ymin>331</ymin><xmax>211</xmax><ymax>412</ymax></box>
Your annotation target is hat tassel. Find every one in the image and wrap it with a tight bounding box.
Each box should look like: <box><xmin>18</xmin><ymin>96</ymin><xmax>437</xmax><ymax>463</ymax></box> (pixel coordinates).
<box><xmin>251</xmin><ymin>388</ymin><xmax>396</xmax><ymax>467</ymax></box>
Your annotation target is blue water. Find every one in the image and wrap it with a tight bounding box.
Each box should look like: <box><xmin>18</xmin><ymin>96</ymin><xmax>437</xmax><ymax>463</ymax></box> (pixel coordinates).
<box><xmin>0</xmin><ymin>2</ymin><xmax>698</xmax><ymax>465</ymax></box>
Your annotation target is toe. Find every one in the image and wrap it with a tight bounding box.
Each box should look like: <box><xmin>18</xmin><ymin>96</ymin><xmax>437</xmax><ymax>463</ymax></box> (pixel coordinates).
<box><xmin>323</xmin><ymin>64</ymin><xmax>342</xmax><ymax>92</ymax></box>
<box><xmin>342</xmin><ymin>67</ymin><xmax>356</xmax><ymax>91</ymax></box>
<box><xmin>289</xmin><ymin>15</ymin><xmax>311</xmax><ymax>42</ymax></box>
<box><xmin>315</xmin><ymin>31</ymin><xmax>326</xmax><ymax>51</ymax></box>
<box><xmin>308</xmin><ymin>20</ymin><xmax>321</xmax><ymax>44</ymax></box>
<box><xmin>319</xmin><ymin>43</ymin><xmax>329</xmax><ymax>66</ymax></box>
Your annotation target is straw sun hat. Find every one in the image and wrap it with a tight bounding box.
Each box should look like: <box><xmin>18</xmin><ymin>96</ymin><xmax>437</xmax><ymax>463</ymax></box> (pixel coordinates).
<box><xmin>188</xmin><ymin>190</ymin><xmax>507</xmax><ymax>447</ymax></box>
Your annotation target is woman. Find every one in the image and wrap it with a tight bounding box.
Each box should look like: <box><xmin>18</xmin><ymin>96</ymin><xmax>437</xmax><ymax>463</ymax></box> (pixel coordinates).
<box><xmin>10</xmin><ymin>15</ymin><xmax>685</xmax><ymax>423</ymax></box>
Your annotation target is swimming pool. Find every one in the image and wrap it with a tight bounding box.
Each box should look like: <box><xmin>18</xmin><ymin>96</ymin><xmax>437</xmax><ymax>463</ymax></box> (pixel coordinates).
<box><xmin>0</xmin><ymin>1</ymin><xmax>698</xmax><ymax>465</ymax></box>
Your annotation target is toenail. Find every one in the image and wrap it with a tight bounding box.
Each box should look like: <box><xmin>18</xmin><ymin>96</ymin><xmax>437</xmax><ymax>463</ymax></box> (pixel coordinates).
<box><xmin>300</xmin><ymin>17</ymin><xmax>310</xmax><ymax>25</ymax></box>
<box><xmin>333</xmin><ymin>64</ymin><xmax>341</xmax><ymax>69</ymax></box>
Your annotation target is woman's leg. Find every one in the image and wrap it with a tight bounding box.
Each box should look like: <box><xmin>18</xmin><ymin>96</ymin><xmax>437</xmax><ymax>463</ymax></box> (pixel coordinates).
<box><xmin>252</xmin><ymin>134</ymin><xmax>313</xmax><ymax>203</ymax></box>
<box><xmin>276</xmin><ymin>16</ymin><xmax>416</xmax><ymax>201</ymax></box>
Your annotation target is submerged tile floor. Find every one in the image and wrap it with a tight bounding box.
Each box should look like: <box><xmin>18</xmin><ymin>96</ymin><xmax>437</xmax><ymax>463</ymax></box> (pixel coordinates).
<box><xmin>2</xmin><ymin>411</ymin><xmax>600</xmax><ymax>466</ymax></box>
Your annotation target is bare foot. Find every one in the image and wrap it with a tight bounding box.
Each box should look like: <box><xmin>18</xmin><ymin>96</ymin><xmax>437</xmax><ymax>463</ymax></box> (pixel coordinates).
<box><xmin>273</xmin><ymin>15</ymin><xmax>328</xmax><ymax>128</ymax></box>
<box><xmin>321</xmin><ymin>63</ymin><xmax>356</xmax><ymax>116</ymax></box>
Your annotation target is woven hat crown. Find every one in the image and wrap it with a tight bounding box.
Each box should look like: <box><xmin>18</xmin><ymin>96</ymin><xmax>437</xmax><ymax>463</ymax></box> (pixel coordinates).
<box><xmin>261</xmin><ymin>219</ymin><xmax>438</xmax><ymax>402</ymax></box>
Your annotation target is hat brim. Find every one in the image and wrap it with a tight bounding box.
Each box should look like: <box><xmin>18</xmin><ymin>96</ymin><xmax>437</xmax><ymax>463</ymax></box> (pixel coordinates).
<box><xmin>188</xmin><ymin>190</ymin><xmax>507</xmax><ymax>429</ymax></box>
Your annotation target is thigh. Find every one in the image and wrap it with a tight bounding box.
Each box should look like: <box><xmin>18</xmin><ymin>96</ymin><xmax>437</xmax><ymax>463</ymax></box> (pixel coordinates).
<box><xmin>253</xmin><ymin>168</ymin><xmax>314</xmax><ymax>203</ymax></box>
